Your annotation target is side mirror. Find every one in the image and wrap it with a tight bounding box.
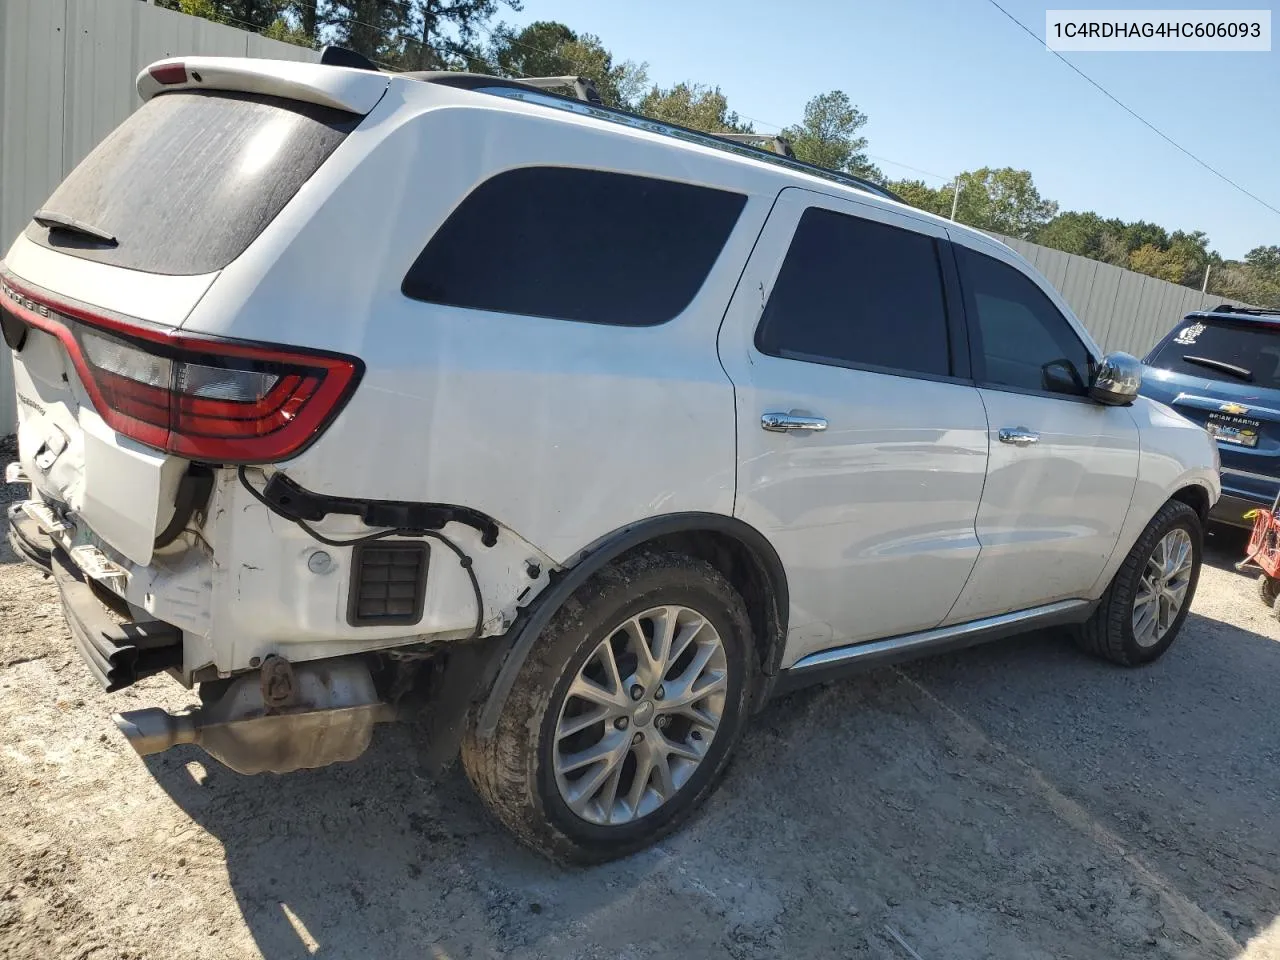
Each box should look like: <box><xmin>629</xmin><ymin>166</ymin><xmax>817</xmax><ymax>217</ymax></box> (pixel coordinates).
<box><xmin>1090</xmin><ymin>352</ymin><xmax>1142</xmax><ymax>406</ymax></box>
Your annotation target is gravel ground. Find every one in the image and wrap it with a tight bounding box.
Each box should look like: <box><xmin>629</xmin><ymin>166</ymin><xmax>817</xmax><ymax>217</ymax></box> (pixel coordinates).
<box><xmin>2</xmin><ymin>461</ymin><xmax>1279</xmax><ymax>959</ymax></box>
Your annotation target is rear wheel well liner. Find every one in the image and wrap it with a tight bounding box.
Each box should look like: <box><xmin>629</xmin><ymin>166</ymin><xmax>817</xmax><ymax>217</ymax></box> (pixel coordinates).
<box><xmin>473</xmin><ymin>513</ymin><xmax>788</xmax><ymax>740</ymax></box>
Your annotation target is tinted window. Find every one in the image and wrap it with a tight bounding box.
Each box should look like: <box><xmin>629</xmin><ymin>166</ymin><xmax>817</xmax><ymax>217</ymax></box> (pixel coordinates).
<box><xmin>26</xmin><ymin>91</ymin><xmax>358</xmax><ymax>276</ymax></box>
<box><xmin>957</xmin><ymin>246</ymin><xmax>1094</xmax><ymax>396</ymax></box>
<box><xmin>1148</xmin><ymin>318</ymin><xmax>1280</xmax><ymax>390</ymax></box>
<box><xmin>401</xmin><ymin>168</ymin><xmax>745</xmax><ymax>326</ymax></box>
<box><xmin>754</xmin><ymin>208</ymin><xmax>951</xmax><ymax>377</ymax></box>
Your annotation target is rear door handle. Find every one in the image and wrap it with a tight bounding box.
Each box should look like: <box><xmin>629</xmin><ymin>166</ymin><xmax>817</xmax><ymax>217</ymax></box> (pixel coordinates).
<box><xmin>762</xmin><ymin>412</ymin><xmax>828</xmax><ymax>433</ymax></box>
<box><xmin>998</xmin><ymin>427</ymin><xmax>1040</xmax><ymax>446</ymax></box>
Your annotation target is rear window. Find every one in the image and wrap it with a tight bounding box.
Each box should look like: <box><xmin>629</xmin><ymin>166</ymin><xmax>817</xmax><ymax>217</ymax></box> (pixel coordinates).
<box><xmin>401</xmin><ymin>167</ymin><xmax>746</xmax><ymax>326</ymax></box>
<box><xmin>1148</xmin><ymin>318</ymin><xmax>1280</xmax><ymax>390</ymax></box>
<box><xmin>25</xmin><ymin>91</ymin><xmax>358</xmax><ymax>276</ymax></box>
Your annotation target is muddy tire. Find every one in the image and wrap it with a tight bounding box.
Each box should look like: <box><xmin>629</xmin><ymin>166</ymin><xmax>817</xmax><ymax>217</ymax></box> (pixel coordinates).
<box><xmin>460</xmin><ymin>550</ymin><xmax>756</xmax><ymax>864</ymax></box>
<box><xmin>1261</xmin><ymin>574</ymin><xmax>1280</xmax><ymax>609</ymax></box>
<box><xmin>1076</xmin><ymin>500</ymin><xmax>1202</xmax><ymax>666</ymax></box>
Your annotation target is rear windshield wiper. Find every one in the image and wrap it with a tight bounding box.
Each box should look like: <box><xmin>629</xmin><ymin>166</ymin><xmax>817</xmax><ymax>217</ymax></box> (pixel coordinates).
<box><xmin>1181</xmin><ymin>354</ymin><xmax>1254</xmax><ymax>382</ymax></box>
<box><xmin>32</xmin><ymin>209</ymin><xmax>117</xmax><ymax>247</ymax></box>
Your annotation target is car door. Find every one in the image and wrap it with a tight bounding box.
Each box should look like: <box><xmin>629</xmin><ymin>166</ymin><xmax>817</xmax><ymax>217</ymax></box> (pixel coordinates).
<box><xmin>944</xmin><ymin>237</ymin><xmax>1139</xmax><ymax>624</ymax></box>
<box><xmin>717</xmin><ymin>187</ymin><xmax>990</xmax><ymax>667</ymax></box>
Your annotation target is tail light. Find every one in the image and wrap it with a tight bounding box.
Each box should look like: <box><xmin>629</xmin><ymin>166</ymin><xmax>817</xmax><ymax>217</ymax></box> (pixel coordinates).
<box><xmin>1</xmin><ymin>274</ymin><xmax>361</xmax><ymax>463</ymax></box>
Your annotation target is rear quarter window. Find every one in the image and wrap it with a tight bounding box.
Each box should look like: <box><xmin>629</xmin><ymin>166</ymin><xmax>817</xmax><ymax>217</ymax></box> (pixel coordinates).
<box><xmin>25</xmin><ymin>91</ymin><xmax>358</xmax><ymax>276</ymax></box>
<box><xmin>400</xmin><ymin>167</ymin><xmax>747</xmax><ymax>327</ymax></box>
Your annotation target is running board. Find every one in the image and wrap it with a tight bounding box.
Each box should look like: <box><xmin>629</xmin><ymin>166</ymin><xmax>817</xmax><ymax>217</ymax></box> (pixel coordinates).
<box><xmin>774</xmin><ymin>599</ymin><xmax>1094</xmax><ymax>694</ymax></box>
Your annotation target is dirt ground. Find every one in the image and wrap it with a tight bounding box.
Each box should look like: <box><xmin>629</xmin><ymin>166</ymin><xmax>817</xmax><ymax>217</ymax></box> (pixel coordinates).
<box><xmin>2</xmin><ymin>467</ymin><xmax>1280</xmax><ymax>960</ymax></box>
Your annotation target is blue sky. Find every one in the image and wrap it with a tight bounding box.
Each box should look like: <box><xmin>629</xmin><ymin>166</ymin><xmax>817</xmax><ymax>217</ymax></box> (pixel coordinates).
<box><xmin>499</xmin><ymin>0</ymin><xmax>1278</xmax><ymax>259</ymax></box>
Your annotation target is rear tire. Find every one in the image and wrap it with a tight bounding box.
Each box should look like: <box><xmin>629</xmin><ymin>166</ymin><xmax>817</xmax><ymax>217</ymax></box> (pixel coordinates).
<box><xmin>1076</xmin><ymin>500</ymin><xmax>1202</xmax><ymax>666</ymax></box>
<box><xmin>460</xmin><ymin>551</ymin><xmax>756</xmax><ymax>864</ymax></box>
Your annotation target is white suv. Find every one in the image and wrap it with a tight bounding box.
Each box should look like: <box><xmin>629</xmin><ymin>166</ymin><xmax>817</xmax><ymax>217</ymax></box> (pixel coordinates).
<box><xmin>2</xmin><ymin>53</ymin><xmax>1220</xmax><ymax>863</ymax></box>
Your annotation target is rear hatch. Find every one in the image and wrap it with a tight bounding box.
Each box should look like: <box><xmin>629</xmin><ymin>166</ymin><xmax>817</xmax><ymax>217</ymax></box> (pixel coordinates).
<box><xmin>2</xmin><ymin>58</ymin><xmax>383</xmax><ymax>567</ymax></box>
<box><xmin>1142</xmin><ymin>313</ymin><xmax>1280</xmax><ymax>502</ymax></box>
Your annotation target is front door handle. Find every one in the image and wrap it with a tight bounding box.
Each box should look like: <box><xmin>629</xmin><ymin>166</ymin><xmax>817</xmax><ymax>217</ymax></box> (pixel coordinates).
<box><xmin>998</xmin><ymin>427</ymin><xmax>1040</xmax><ymax>446</ymax></box>
<box><xmin>762</xmin><ymin>412</ymin><xmax>828</xmax><ymax>433</ymax></box>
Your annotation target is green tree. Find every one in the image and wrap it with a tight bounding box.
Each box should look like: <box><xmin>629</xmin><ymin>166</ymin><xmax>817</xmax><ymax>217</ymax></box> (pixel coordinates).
<box><xmin>160</xmin><ymin>0</ymin><xmax>282</xmax><ymax>29</ymax></box>
<box><xmin>1034</xmin><ymin>211</ymin><xmax>1113</xmax><ymax>261</ymax></box>
<box><xmin>160</xmin><ymin>0</ymin><xmax>319</xmax><ymax>48</ymax></box>
<box><xmin>1245</xmin><ymin>245</ymin><xmax>1280</xmax><ymax>274</ymax></box>
<box><xmin>888</xmin><ymin>169</ymin><xmax>1056</xmax><ymax>239</ymax></box>
<box><xmin>884</xmin><ymin>178</ymin><xmax>949</xmax><ymax>217</ymax></box>
<box><xmin>488</xmin><ymin>20</ymin><xmax>649</xmax><ymax>108</ymax></box>
<box><xmin>284</xmin><ymin>0</ymin><xmax>323</xmax><ymax>45</ymax></box>
<box><xmin>1119</xmin><ymin>220</ymin><xmax>1169</xmax><ymax>253</ymax></box>
<box><xmin>1209</xmin><ymin>261</ymin><xmax>1280</xmax><ymax>308</ymax></box>
<box><xmin>637</xmin><ymin>83</ymin><xmax>753</xmax><ymax>134</ymax></box>
<box><xmin>1128</xmin><ymin>244</ymin><xmax>1187</xmax><ymax>284</ymax></box>
<box><xmin>404</xmin><ymin>0</ymin><xmax>522</xmax><ymax>72</ymax></box>
<box><xmin>948</xmin><ymin>167</ymin><xmax>1058</xmax><ymax>239</ymax></box>
<box><xmin>781</xmin><ymin>91</ymin><xmax>881</xmax><ymax>182</ymax></box>
<box><xmin>326</xmin><ymin>0</ymin><xmax>412</xmax><ymax>62</ymax></box>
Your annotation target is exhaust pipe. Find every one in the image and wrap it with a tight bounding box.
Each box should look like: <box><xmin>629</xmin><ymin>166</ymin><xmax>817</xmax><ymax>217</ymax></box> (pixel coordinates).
<box><xmin>113</xmin><ymin>708</ymin><xmax>197</xmax><ymax>755</ymax></box>
<box><xmin>112</xmin><ymin>657</ymin><xmax>394</xmax><ymax>775</ymax></box>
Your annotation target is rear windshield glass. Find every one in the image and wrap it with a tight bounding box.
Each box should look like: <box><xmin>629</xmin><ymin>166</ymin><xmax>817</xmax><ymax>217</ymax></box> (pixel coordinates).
<box><xmin>25</xmin><ymin>91</ymin><xmax>358</xmax><ymax>276</ymax></box>
<box><xmin>1148</xmin><ymin>318</ymin><xmax>1280</xmax><ymax>390</ymax></box>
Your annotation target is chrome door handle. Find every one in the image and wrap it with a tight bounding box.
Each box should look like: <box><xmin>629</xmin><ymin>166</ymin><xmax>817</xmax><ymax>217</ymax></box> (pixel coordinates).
<box><xmin>762</xmin><ymin>412</ymin><xmax>828</xmax><ymax>433</ymax></box>
<box><xmin>998</xmin><ymin>427</ymin><xmax>1040</xmax><ymax>446</ymax></box>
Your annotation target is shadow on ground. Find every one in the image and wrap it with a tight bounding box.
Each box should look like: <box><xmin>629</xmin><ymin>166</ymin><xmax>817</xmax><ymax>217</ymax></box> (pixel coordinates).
<box><xmin>140</xmin><ymin>547</ymin><xmax>1280</xmax><ymax>958</ymax></box>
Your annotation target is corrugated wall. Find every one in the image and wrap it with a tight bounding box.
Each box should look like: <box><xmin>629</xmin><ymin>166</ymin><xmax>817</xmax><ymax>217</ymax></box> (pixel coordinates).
<box><xmin>991</xmin><ymin>233</ymin><xmax>1252</xmax><ymax>357</ymax></box>
<box><xmin>0</xmin><ymin>0</ymin><xmax>318</xmax><ymax>433</ymax></box>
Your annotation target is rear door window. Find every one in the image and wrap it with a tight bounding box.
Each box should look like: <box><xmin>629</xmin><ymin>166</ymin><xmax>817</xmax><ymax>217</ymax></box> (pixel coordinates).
<box><xmin>754</xmin><ymin>206</ymin><xmax>953</xmax><ymax>377</ymax></box>
<box><xmin>25</xmin><ymin>91</ymin><xmax>358</xmax><ymax>276</ymax></box>
<box><xmin>401</xmin><ymin>167</ymin><xmax>746</xmax><ymax>327</ymax></box>
<box><xmin>1148</xmin><ymin>318</ymin><xmax>1280</xmax><ymax>389</ymax></box>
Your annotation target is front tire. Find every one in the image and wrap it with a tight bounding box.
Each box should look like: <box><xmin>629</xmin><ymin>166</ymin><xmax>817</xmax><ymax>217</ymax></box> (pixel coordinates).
<box><xmin>461</xmin><ymin>551</ymin><xmax>755</xmax><ymax>863</ymax></box>
<box><xmin>1076</xmin><ymin>500</ymin><xmax>1202</xmax><ymax>666</ymax></box>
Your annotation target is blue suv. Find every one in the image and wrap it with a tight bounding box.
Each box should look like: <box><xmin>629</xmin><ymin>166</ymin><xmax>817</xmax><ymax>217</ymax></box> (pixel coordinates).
<box><xmin>1142</xmin><ymin>305</ymin><xmax>1280</xmax><ymax>527</ymax></box>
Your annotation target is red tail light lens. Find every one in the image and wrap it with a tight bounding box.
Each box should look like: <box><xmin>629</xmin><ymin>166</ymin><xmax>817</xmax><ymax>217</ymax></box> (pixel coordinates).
<box><xmin>1</xmin><ymin>274</ymin><xmax>361</xmax><ymax>463</ymax></box>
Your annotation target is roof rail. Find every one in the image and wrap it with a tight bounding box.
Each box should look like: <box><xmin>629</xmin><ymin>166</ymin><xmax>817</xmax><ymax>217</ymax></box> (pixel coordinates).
<box><xmin>718</xmin><ymin>133</ymin><xmax>796</xmax><ymax>159</ymax></box>
<box><xmin>516</xmin><ymin>75</ymin><xmax>604</xmax><ymax>106</ymax></box>
<box><xmin>310</xmin><ymin>51</ymin><xmax>901</xmax><ymax>203</ymax></box>
<box><xmin>417</xmin><ymin>74</ymin><xmax>902</xmax><ymax>202</ymax></box>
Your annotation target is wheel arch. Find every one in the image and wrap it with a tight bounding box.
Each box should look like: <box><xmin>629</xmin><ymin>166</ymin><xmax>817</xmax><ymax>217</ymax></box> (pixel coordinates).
<box><xmin>1170</xmin><ymin>482</ymin><xmax>1212</xmax><ymax>524</ymax></box>
<box><xmin>473</xmin><ymin>513</ymin><xmax>789</xmax><ymax>740</ymax></box>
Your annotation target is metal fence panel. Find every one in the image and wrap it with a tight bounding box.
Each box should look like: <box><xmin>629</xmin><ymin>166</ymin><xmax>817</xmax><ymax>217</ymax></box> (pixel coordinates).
<box><xmin>0</xmin><ymin>0</ymin><xmax>69</xmax><ymax>432</ymax></box>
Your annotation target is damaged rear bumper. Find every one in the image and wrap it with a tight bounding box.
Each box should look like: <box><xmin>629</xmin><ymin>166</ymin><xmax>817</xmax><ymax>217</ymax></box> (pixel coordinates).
<box><xmin>50</xmin><ymin>546</ymin><xmax>183</xmax><ymax>692</ymax></box>
<box><xmin>8</xmin><ymin>490</ymin><xmax>184</xmax><ymax>692</ymax></box>
<box><xmin>6</xmin><ymin>501</ymin><xmax>52</xmax><ymax>572</ymax></box>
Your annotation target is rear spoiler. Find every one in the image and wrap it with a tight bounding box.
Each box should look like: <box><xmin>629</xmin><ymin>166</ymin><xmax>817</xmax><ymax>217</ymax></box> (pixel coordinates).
<box><xmin>136</xmin><ymin>57</ymin><xmax>389</xmax><ymax>115</ymax></box>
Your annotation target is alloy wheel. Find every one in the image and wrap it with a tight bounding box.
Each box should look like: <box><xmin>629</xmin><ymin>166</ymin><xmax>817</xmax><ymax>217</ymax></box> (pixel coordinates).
<box><xmin>1132</xmin><ymin>527</ymin><xmax>1194</xmax><ymax>648</ymax></box>
<box><xmin>552</xmin><ymin>605</ymin><xmax>728</xmax><ymax>826</ymax></box>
